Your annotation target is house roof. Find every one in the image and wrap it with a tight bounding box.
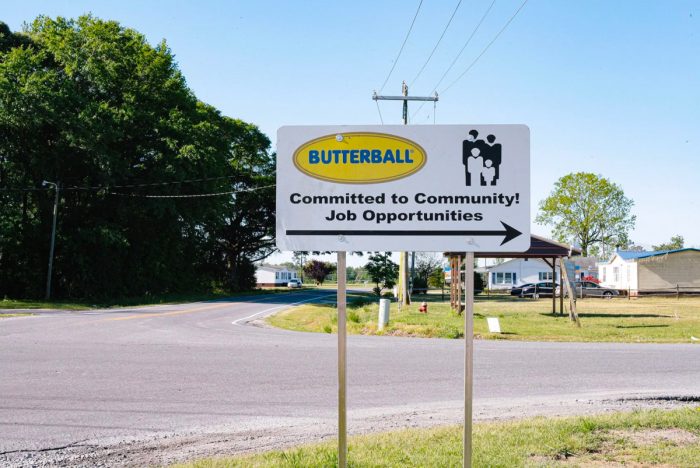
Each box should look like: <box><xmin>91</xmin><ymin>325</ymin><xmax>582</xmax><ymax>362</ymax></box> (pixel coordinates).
<box><xmin>613</xmin><ymin>248</ymin><xmax>700</xmax><ymax>262</ymax></box>
<box><xmin>445</xmin><ymin>234</ymin><xmax>581</xmax><ymax>259</ymax></box>
<box><xmin>257</xmin><ymin>265</ymin><xmax>294</xmax><ymax>272</ymax></box>
<box><xmin>486</xmin><ymin>257</ymin><xmax>549</xmax><ymax>271</ymax></box>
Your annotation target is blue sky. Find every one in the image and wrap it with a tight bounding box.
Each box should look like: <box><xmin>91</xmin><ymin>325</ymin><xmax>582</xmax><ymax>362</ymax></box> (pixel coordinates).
<box><xmin>4</xmin><ymin>1</ymin><xmax>699</xmax><ymax>265</ymax></box>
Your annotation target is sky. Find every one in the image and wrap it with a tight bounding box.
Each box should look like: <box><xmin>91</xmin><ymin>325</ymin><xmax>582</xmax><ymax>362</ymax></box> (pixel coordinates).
<box><xmin>4</xmin><ymin>0</ymin><xmax>699</xmax><ymax>267</ymax></box>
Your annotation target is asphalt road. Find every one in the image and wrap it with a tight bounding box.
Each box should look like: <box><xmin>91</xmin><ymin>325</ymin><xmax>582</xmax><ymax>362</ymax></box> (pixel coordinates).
<box><xmin>1</xmin><ymin>290</ymin><xmax>699</xmax><ymax>464</ymax></box>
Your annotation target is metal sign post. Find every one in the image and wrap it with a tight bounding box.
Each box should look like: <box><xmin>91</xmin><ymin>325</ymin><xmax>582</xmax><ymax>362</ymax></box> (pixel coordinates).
<box><xmin>464</xmin><ymin>252</ymin><xmax>474</xmax><ymax>467</ymax></box>
<box><xmin>337</xmin><ymin>251</ymin><xmax>347</xmax><ymax>467</ymax></box>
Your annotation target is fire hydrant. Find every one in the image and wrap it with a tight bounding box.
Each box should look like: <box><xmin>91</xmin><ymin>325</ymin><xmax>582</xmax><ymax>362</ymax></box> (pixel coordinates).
<box><xmin>419</xmin><ymin>301</ymin><xmax>428</xmax><ymax>313</ymax></box>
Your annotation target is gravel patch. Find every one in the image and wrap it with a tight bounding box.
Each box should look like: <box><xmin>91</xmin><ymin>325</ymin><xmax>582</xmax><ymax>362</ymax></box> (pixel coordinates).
<box><xmin>1</xmin><ymin>395</ymin><xmax>697</xmax><ymax>467</ymax></box>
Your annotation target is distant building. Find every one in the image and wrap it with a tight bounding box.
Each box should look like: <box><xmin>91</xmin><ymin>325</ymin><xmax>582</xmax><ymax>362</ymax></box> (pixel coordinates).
<box><xmin>598</xmin><ymin>249</ymin><xmax>700</xmax><ymax>295</ymax></box>
<box><xmin>486</xmin><ymin>258</ymin><xmax>560</xmax><ymax>291</ymax></box>
<box><xmin>255</xmin><ymin>265</ymin><xmax>298</xmax><ymax>287</ymax></box>
<box><xmin>568</xmin><ymin>256</ymin><xmax>599</xmax><ymax>282</ymax></box>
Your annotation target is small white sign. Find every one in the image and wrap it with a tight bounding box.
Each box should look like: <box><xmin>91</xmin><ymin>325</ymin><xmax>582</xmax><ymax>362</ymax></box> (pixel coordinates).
<box><xmin>276</xmin><ymin>125</ymin><xmax>530</xmax><ymax>252</ymax></box>
<box><xmin>486</xmin><ymin>317</ymin><xmax>502</xmax><ymax>334</ymax></box>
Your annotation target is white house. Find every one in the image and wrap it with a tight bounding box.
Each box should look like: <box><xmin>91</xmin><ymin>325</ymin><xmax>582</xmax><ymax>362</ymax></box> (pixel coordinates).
<box><xmin>255</xmin><ymin>265</ymin><xmax>299</xmax><ymax>287</ymax></box>
<box><xmin>487</xmin><ymin>258</ymin><xmax>560</xmax><ymax>291</ymax></box>
<box><xmin>598</xmin><ymin>248</ymin><xmax>700</xmax><ymax>295</ymax></box>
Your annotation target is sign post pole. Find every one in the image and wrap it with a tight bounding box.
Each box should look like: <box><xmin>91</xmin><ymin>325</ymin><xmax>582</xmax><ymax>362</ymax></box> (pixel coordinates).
<box><xmin>464</xmin><ymin>251</ymin><xmax>474</xmax><ymax>467</ymax></box>
<box><xmin>337</xmin><ymin>251</ymin><xmax>347</xmax><ymax>468</ymax></box>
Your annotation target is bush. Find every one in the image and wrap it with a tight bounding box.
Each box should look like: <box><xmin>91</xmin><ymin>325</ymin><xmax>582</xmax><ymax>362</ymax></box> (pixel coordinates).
<box><xmin>412</xmin><ymin>276</ymin><xmax>428</xmax><ymax>290</ymax></box>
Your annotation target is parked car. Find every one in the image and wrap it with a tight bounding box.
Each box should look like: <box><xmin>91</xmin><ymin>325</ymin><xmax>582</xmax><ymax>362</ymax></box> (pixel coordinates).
<box><xmin>520</xmin><ymin>282</ymin><xmax>557</xmax><ymax>298</ymax></box>
<box><xmin>566</xmin><ymin>281</ymin><xmax>619</xmax><ymax>298</ymax></box>
<box><xmin>510</xmin><ymin>283</ymin><xmax>534</xmax><ymax>296</ymax></box>
<box><xmin>287</xmin><ymin>279</ymin><xmax>302</xmax><ymax>288</ymax></box>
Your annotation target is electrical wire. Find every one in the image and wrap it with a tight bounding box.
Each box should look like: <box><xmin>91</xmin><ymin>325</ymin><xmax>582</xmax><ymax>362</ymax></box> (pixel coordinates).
<box><xmin>378</xmin><ymin>0</ymin><xmax>424</xmax><ymax>93</ymax></box>
<box><xmin>0</xmin><ymin>175</ymin><xmax>242</xmax><ymax>192</ymax></box>
<box><xmin>430</xmin><ymin>0</ymin><xmax>497</xmax><ymax>94</ymax></box>
<box><xmin>375</xmin><ymin>100</ymin><xmax>384</xmax><ymax>124</ymax></box>
<box><xmin>441</xmin><ymin>0</ymin><xmax>530</xmax><ymax>94</ymax></box>
<box><xmin>410</xmin><ymin>0</ymin><xmax>497</xmax><ymax>121</ymax></box>
<box><xmin>108</xmin><ymin>184</ymin><xmax>275</xmax><ymax>199</ymax></box>
<box><xmin>409</xmin><ymin>0</ymin><xmax>463</xmax><ymax>88</ymax></box>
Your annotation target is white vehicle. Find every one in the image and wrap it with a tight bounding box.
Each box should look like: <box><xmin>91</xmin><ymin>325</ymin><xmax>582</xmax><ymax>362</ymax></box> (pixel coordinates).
<box><xmin>287</xmin><ymin>279</ymin><xmax>303</xmax><ymax>288</ymax></box>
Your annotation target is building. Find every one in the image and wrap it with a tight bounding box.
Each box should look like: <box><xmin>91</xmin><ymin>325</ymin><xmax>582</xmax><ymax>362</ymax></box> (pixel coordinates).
<box><xmin>486</xmin><ymin>258</ymin><xmax>560</xmax><ymax>290</ymax></box>
<box><xmin>598</xmin><ymin>248</ymin><xmax>700</xmax><ymax>295</ymax></box>
<box><xmin>568</xmin><ymin>256</ymin><xmax>599</xmax><ymax>282</ymax></box>
<box><xmin>255</xmin><ymin>265</ymin><xmax>299</xmax><ymax>287</ymax></box>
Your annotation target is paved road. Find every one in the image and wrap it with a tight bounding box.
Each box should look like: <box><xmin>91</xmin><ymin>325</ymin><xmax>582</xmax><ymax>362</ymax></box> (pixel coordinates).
<box><xmin>1</xmin><ymin>290</ymin><xmax>699</xmax><ymax>464</ymax></box>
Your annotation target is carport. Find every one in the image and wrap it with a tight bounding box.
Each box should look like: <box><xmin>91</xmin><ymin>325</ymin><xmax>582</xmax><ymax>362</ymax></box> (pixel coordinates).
<box><xmin>445</xmin><ymin>235</ymin><xmax>582</xmax><ymax>314</ymax></box>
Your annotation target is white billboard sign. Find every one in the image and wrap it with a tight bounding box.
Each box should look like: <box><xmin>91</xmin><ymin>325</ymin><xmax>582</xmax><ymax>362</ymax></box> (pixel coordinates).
<box><xmin>276</xmin><ymin>125</ymin><xmax>530</xmax><ymax>252</ymax></box>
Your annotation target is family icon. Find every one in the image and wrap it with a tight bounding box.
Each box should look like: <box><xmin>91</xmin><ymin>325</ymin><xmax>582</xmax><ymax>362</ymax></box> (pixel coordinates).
<box><xmin>462</xmin><ymin>130</ymin><xmax>502</xmax><ymax>187</ymax></box>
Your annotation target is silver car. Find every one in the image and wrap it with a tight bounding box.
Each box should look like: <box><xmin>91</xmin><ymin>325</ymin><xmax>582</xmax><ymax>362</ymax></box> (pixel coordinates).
<box><xmin>567</xmin><ymin>281</ymin><xmax>619</xmax><ymax>298</ymax></box>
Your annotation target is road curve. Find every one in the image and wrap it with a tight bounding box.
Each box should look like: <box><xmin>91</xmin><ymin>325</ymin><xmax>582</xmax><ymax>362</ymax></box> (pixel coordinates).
<box><xmin>1</xmin><ymin>290</ymin><xmax>698</xmax><ymax>465</ymax></box>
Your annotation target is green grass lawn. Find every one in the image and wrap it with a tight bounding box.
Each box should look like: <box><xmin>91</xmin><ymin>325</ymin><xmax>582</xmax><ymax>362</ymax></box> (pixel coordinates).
<box><xmin>0</xmin><ymin>312</ymin><xmax>32</xmax><ymax>319</ymax></box>
<box><xmin>266</xmin><ymin>294</ymin><xmax>700</xmax><ymax>343</ymax></box>
<box><xmin>174</xmin><ymin>407</ymin><xmax>700</xmax><ymax>467</ymax></box>
<box><xmin>0</xmin><ymin>287</ymin><xmax>308</xmax><ymax>311</ymax></box>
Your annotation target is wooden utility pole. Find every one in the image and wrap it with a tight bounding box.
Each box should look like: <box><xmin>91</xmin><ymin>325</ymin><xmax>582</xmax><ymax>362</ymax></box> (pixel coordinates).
<box><xmin>372</xmin><ymin>82</ymin><xmax>438</xmax><ymax>306</ymax></box>
<box><xmin>559</xmin><ymin>257</ymin><xmax>580</xmax><ymax>326</ymax></box>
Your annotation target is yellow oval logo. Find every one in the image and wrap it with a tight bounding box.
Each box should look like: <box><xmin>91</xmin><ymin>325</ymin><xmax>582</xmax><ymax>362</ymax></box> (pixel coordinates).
<box><xmin>293</xmin><ymin>132</ymin><xmax>427</xmax><ymax>184</ymax></box>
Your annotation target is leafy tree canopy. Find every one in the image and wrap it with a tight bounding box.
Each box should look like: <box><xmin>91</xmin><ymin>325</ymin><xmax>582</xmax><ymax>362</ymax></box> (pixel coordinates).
<box><xmin>652</xmin><ymin>235</ymin><xmax>684</xmax><ymax>251</ymax></box>
<box><xmin>0</xmin><ymin>16</ymin><xmax>274</xmax><ymax>298</ymax></box>
<box><xmin>365</xmin><ymin>252</ymin><xmax>398</xmax><ymax>296</ymax></box>
<box><xmin>535</xmin><ymin>172</ymin><xmax>635</xmax><ymax>257</ymax></box>
<box><xmin>302</xmin><ymin>260</ymin><xmax>336</xmax><ymax>285</ymax></box>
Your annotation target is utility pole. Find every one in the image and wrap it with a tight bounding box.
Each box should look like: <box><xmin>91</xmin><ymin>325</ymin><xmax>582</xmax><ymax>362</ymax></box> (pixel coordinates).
<box><xmin>372</xmin><ymin>82</ymin><xmax>438</xmax><ymax>306</ymax></box>
<box><xmin>42</xmin><ymin>180</ymin><xmax>59</xmax><ymax>301</ymax></box>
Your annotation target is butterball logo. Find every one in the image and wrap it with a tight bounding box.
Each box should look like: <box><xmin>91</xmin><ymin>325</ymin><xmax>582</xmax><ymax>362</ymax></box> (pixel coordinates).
<box><xmin>293</xmin><ymin>132</ymin><xmax>427</xmax><ymax>184</ymax></box>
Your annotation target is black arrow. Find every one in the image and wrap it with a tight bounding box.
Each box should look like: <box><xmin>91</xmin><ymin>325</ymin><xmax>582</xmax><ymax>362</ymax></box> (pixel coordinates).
<box><xmin>286</xmin><ymin>221</ymin><xmax>523</xmax><ymax>246</ymax></box>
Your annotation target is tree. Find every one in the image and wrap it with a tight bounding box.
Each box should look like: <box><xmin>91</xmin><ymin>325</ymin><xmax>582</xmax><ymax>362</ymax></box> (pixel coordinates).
<box><xmin>0</xmin><ymin>16</ymin><xmax>274</xmax><ymax>298</ymax></box>
<box><xmin>303</xmin><ymin>260</ymin><xmax>336</xmax><ymax>285</ymax></box>
<box><xmin>412</xmin><ymin>253</ymin><xmax>442</xmax><ymax>289</ymax></box>
<box><xmin>365</xmin><ymin>252</ymin><xmax>399</xmax><ymax>296</ymax></box>
<box><xmin>428</xmin><ymin>267</ymin><xmax>445</xmax><ymax>289</ymax></box>
<box><xmin>536</xmin><ymin>173</ymin><xmax>636</xmax><ymax>257</ymax></box>
<box><xmin>652</xmin><ymin>235</ymin><xmax>684</xmax><ymax>251</ymax></box>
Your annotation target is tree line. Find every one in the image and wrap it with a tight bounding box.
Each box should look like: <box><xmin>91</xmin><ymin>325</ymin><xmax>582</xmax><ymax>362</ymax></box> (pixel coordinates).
<box><xmin>0</xmin><ymin>16</ymin><xmax>275</xmax><ymax>299</ymax></box>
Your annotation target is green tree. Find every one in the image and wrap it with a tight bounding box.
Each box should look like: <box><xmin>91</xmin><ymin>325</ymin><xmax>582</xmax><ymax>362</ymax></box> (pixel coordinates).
<box><xmin>365</xmin><ymin>252</ymin><xmax>398</xmax><ymax>296</ymax></box>
<box><xmin>303</xmin><ymin>260</ymin><xmax>336</xmax><ymax>285</ymax></box>
<box><xmin>652</xmin><ymin>235</ymin><xmax>684</xmax><ymax>251</ymax></box>
<box><xmin>536</xmin><ymin>173</ymin><xmax>636</xmax><ymax>257</ymax></box>
<box><xmin>412</xmin><ymin>253</ymin><xmax>442</xmax><ymax>289</ymax></box>
<box><xmin>428</xmin><ymin>267</ymin><xmax>445</xmax><ymax>289</ymax></box>
<box><xmin>0</xmin><ymin>16</ymin><xmax>273</xmax><ymax>298</ymax></box>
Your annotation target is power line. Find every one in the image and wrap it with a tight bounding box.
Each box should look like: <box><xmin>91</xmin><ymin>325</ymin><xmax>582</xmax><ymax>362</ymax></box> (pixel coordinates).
<box><xmin>409</xmin><ymin>0</ymin><xmax>463</xmax><ymax>88</ymax></box>
<box><xmin>430</xmin><ymin>0</ymin><xmax>497</xmax><ymax>95</ymax></box>
<box><xmin>378</xmin><ymin>0</ymin><xmax>424</xmax><ymax>93</ymax></box>
<box><xmin>375</xmin><ymin>99</ymin><xmax>384</xmax><ymax>124</ymax></box>
<box><xmin>410</xmin><ymin>0</ymin><xmax>497</xmax><ymax>121</ymax></box>
<box><xmin>442</xmin><ymin>0</ymin><xmax>530</xmax><ymax>94</ymax></box>
<box><xmin>0</xmin><ymin>175</ymin><xmax>242</xmax><ymax>193</ymax></box>
<box><xmin>108</xmin><ymin>184</ymin><xmax>275</xmax><ymax>199</ymax></box>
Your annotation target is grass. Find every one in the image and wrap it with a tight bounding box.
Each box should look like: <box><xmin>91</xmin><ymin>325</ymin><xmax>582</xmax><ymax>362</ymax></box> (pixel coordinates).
<box><xmin>0</xmin><ymin>312</ymin><xmax>32</xmax><ymax>319</ymax></box>
<box><xmin>0</xmin><ymin>287</ymin><xmax>308</xmax><ymax>311</ymax></box>
<box><xmin>173</xmin><ymin>407</ymin><xmax>700</xmax><ymax>467</ymax></box>
<box><xmin>266</xmin><ymin>294</ymin><xmax>700</xmax><ymax>343</ymax></box>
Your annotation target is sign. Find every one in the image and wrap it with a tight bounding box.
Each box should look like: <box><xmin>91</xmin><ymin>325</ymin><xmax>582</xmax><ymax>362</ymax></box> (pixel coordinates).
<box><xmin>486</xmin><ymin>317</ymin><xmax>502</xmax><ymax>333</ymax></box>
<box><xmin>276</xmin><ymin>125</ymin><xmax>530</xmax><ymax>252</ymax></box>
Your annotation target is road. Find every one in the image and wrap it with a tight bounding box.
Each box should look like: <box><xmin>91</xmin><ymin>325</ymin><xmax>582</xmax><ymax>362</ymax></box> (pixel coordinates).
<box><xmin>1</xmin><ymin>290</ymin><xmax>699</xmax><ymax>466</ymax></box>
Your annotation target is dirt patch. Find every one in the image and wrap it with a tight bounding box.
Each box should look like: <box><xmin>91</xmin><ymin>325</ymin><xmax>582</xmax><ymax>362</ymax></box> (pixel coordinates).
<box><xmin>610</xmin><ymin>428</ymin><xmax>698</xmax><ymax>446</ymax></box>
<box><xmin>2</xmin><ymin>397</ymin><xmax>697</xmax><ymax>467</ymax></box>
